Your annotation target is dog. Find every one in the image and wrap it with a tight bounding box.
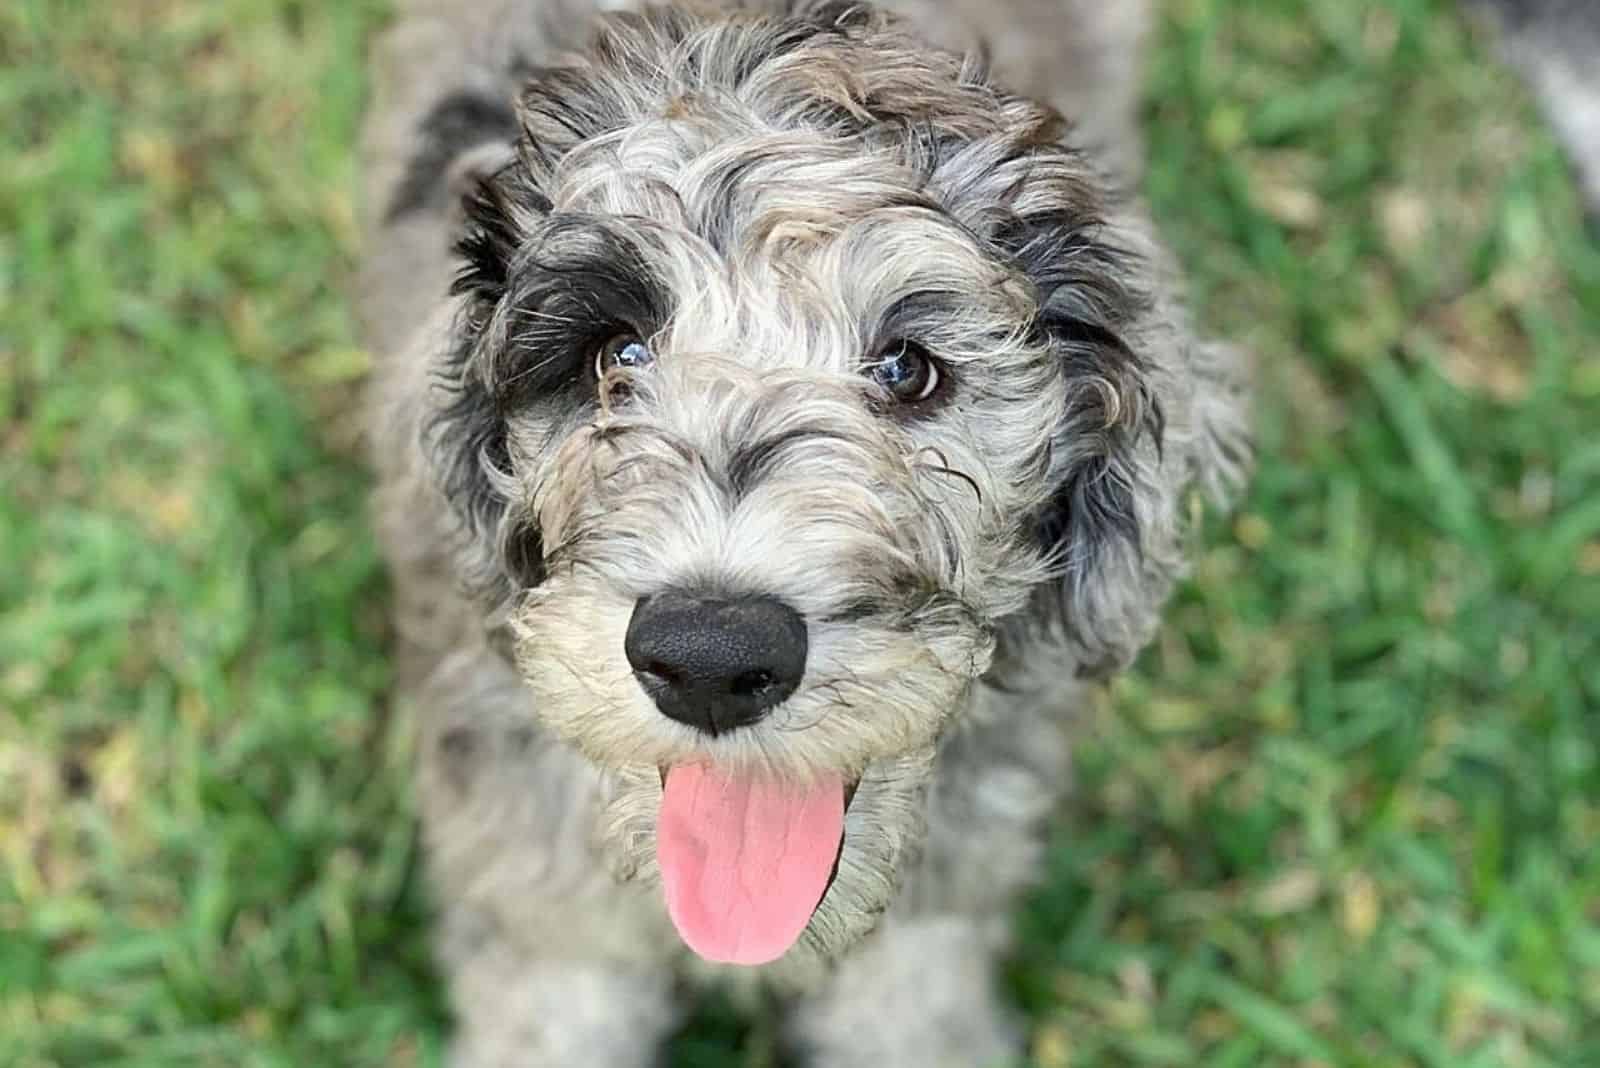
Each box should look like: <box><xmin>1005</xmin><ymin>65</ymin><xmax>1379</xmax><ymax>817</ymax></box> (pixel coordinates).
<box><xmin>359</xmin><ymin>0</ymin><xmax>1250</xmax><ymax>1063</ymax></box>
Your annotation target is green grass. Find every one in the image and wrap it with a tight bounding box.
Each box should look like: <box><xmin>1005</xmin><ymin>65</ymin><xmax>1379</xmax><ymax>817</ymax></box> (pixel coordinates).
<box><xmin>2</xmin><ymin>0</ymin><xmax>1597</xmax><ymax>1065</ymax></box>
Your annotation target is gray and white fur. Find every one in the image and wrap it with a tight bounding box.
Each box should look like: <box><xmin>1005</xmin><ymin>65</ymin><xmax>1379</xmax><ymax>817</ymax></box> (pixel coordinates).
<box><xmin>360</xmin><ymin>1</ymin><xmax>1250</xmax><ymax>1064</ymax></box>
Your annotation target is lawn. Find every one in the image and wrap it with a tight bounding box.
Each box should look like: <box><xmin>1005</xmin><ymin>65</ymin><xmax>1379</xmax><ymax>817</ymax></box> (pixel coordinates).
<box><xmin>2</xmin><ymin>0</ymin><xmax>1597</xmax><ymax>1065</ymax></box>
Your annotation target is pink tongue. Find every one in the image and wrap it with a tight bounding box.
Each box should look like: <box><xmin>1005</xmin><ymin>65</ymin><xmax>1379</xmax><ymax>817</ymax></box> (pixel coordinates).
<box><xmin>657</xmin><ymin>764</ymin><xmax>844</xmax><ymax>966</ymax></box>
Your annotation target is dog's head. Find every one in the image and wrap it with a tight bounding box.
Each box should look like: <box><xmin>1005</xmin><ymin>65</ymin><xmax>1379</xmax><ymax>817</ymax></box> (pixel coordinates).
<box><xmin>422</xmin><ymin>1</ymin><xmax>1247</xmax><ymax>969</ymax></box>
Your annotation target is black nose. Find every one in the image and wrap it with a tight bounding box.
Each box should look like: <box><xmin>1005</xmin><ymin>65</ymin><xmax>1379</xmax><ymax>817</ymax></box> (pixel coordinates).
<box><xmin>624</xmin><ymin>593</ymin><xmax>808</xmax><ymax>735</ymax></box>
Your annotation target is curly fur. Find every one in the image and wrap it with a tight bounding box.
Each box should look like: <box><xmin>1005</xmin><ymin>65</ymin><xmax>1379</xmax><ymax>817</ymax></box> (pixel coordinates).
<box><xmin>360</xmin><ymin>1</ymin><xmax>1250</xmax><ymax>1063</ymax></box>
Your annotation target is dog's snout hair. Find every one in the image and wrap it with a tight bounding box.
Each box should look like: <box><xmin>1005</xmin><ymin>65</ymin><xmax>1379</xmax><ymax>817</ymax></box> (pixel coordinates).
<box><xmin>363</xmin><ymin>0</ymin><xmax>1251</xmax><ymax>1061</ymax></box>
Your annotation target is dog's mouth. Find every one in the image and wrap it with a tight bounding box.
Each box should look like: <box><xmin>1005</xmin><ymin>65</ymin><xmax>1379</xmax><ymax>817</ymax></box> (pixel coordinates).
<box><xmin>655</xmin><ymin>764</ymin><xmax>859</xmax><ymax>966</ymax></box>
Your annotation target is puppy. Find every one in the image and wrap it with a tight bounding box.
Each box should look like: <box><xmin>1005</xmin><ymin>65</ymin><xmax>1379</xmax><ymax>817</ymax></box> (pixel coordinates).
<box><xmin>360</xmin><ymin>1</ymin><xmax>1250</xmax><ymax>1063</ymax></box>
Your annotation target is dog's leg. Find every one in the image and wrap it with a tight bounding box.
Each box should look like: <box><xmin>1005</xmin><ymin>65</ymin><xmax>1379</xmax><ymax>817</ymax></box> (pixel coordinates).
<box><xmin>416</xmin><ymin>648</ymin><xmax>682</xmax><ymax>1067</ymax></box>
<box><xmin>440</xmin><ymin>908</ymin><xmax>679</xmax><ymax>1068</ymax></box>
<box><xmin>786</xmin><ymin>917</ymin><xmax>1022</xmax><ymax>1068</ymax></box>
<box><xmin>787</xmin><ymin>681</ymin><xmax>1079</xmax><ymax>1068</ymax></box>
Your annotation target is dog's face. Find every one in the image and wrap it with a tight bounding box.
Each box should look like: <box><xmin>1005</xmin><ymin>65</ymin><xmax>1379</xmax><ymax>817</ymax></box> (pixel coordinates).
<box><xmin>425</xmin><ymin>3</ymin><xmax>1224</xmax><ymax>969</ymax></box>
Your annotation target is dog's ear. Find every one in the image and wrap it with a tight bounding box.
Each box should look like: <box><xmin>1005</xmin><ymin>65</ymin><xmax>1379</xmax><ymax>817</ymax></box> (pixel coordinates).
<box><xmin>997</xmin><ymin>192</ymin><xmax>1251</xmax><ymax>676</ymax></box>
<box><xmin>1006</xmin><ymin>204</ymin><xmax>1174</xmax><ymax>677</ymax></box>
<box><xmin>425</xmin><ymin>165</ymin><xmax>550</xmax><ymax>605</ymax></box>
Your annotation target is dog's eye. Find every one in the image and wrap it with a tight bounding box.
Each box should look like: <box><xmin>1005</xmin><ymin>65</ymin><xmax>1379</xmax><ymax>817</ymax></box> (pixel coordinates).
<box><xmin>867</xmin><ymin>341</ymin><xmax>940</xmax><ymax>403</ymax></box>
<box><xmin>595</xmin><ymin>332</ymin><xmax>655</xmax><ymax>380</ymax></box>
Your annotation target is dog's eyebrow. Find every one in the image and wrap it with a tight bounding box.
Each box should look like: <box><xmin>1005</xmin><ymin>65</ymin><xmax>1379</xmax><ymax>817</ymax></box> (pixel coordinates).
<box><xmin>725</xmin><ymin>425</ymin><xmax>847</xmax><ymax>497</ymax></box>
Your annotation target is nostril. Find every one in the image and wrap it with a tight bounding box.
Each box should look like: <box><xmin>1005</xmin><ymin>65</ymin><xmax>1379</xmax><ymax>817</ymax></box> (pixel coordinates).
<box><xmin>643</xmin><ymin>659</ymin><xmax>685</xmax><ymax>685</ymax></box>
<box><xmin>729</xmin><ymin>669</ymin><xmax>777</xmax><ymax>699</ymax></box>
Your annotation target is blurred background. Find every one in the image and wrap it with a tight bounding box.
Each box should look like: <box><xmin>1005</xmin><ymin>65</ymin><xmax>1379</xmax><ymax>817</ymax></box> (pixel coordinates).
<box><xmin>2</xmin><ymin>0</ymin><xmax>1597</xmax><ymax>1065</ymax></box>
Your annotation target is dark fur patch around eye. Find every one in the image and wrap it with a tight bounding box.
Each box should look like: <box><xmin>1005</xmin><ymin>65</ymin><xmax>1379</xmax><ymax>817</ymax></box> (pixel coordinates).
<box><xmin>487</xmin><ymin>216</ymin><xmax>670</xmax><ymax>409</ymax></box>
<box><xmin>387</xmin><ymin>91</ymin><xmax>519</xmax><ymax>222</ymax></box>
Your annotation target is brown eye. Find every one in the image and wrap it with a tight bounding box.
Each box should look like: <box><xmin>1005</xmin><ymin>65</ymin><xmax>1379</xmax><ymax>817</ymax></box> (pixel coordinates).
<box><xmin>594</xmin><ymin>331</ymin><xmax>655</xmax><ymax>381</ymax></box>
<box><xmin>867</xmin><ymin>340</ymin><xmax>940</xmax><ymax>403</ymax></box>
